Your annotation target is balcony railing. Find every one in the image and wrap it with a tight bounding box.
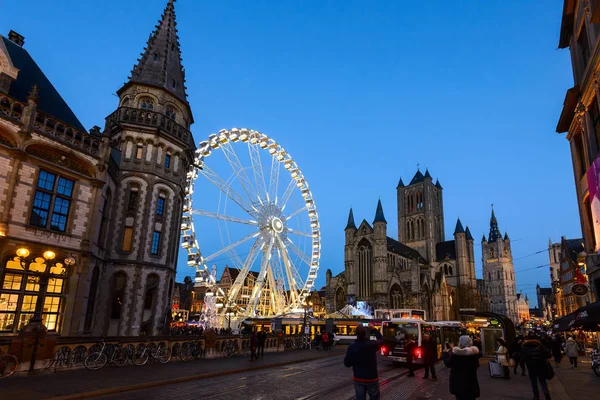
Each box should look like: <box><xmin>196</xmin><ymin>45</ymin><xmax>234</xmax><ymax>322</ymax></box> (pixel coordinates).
<box><xmin>0</xmin><ymin>93</ymin><xmax>102</xmax><ymax>158</ymax></box>
<box><xmin>106</xmin><ymin>107</ymin><xmax>195</xmax><ymax>149</ymax></box>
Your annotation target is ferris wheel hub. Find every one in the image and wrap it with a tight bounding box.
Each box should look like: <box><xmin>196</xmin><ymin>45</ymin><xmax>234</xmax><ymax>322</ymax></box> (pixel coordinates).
<box><xmin>271</xmin><ymin>217</ymin><xmax>284</xmax><ymax>233</ymax></box>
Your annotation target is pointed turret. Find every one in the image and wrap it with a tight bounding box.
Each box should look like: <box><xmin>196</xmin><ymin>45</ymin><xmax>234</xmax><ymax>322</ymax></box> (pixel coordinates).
<box><xmin>482</xmin><ymin>234</ymin><xmax>487</xmax><ymax>243</ymax></box>
<box><xmin>504</xmin><ymin>232</ymin><xmax>510</xmax><ymax>241</ymax></box>
<box><xmin>397</xmin><ymin>177</ymin><xmax>405</xmax><ymax>188</ymax></box>
<box><xmin>435</xmin><ymin>179</ymin><xmax>443</xmax><ymax>189</ymax></box>
<box><xmin>409</xmin><ymin>169</ymin><xmax>425</xmax><ymax>185</ymax></box>
<box><xmin>453</xmin><ymin>218</ymin><xmax>465</xmax><ymax>234</ymax></box>
<box><xmin>123</xmin><ymin>0</ymin><xmax>188</xmax><ymax>102</ymax></box>
<box><xmin>525</xmin><ymin>294</ymin><xmax>529</xmax><ymax>302</ymax></box>
<box><xmin>488</xmin><ymin>208</ymin><xmax>503</xmax><ymax>242</ymax></box>
<box><xmin>424</xmin><ymin>169</ymin><xmax>432</xmax><ymax>179</ymax></box>
<box><xmin>373</xmin><ymin>199</ymin><xmax>387</xmax><ymax>224</ymax></box>
<box><xmin>345</xmin><ymin>207</ymin><xmax>357</xmax><ymax>230</ymax></box>
<box><xmin>465</xmin><ymin>226</ymin><xmax>474</xmax><ymax>241</ymax></box>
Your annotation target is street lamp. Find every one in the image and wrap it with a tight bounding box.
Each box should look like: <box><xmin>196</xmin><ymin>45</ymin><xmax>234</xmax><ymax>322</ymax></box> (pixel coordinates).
<box><xmin>15</xmin><ymin>247</ymin><xmax>75</xmax><ymax>334</ymax></box>
<box><xmin>302</xmin><ymin>296</ymin><xmax>313</xmax><ymax>348</ymax></box>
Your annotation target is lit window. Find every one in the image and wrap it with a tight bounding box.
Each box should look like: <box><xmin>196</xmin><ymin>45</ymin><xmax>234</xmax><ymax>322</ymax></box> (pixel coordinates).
<box><xmin>151</xmin><ymin>231</ymin><xmax>161</xmax><ymax>255</ymax></box>
<box><xmin>164</xmin><ymin>154</ymin><xmax>171</xmax><ymax>169</ymax></box>
<box><xmin>30</xmin><ymin>170</ymin><xmax>74</xmax><ymax>232</ymax></box>
<box><xmin>136</xmin><ymin>145</ymin><xmax>143</xmax><ymax>159</ymax></box>
<box><xmin>156</xmin><ymin>197</ymin><xmax>165</xmax><ymax>216</ymax></box>
<box><xmin>122</xmin><ymin>227</ymin><xmax>134</xmax><ymax>252</ymax></box>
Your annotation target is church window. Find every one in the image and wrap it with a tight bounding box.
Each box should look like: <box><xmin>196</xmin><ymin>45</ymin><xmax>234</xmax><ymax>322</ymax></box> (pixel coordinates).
<box><xmin>166</xmin><ymin>106</ymin><xmax>176</xmax><ymax>121</ymax></box>
<box><xmin>151</xmin><ymin>231</ymin><xmax>161</xmax><ymax>255</ymax></box>
<box><xmin>156</xmin><ymin>196</ymin><xmax>165</xmax><ymax>216</ymax></box>
<box><xmin>128</xmin><ymin>190</ymin><xmax>139</xmax><ymax>211</ymax></box>
<box><xmin>110</xmin><ymin>272</ymin><xmax>127</xmax><ymax>319</ymax></box>
<box><xmin>153</xmin><ymin>53</ymin><xmax>159</xmax><ymax>62</ymax></box>
<box><xmin>29</xmin><ymin>170</ymin><xmax>74</xmax><ymax>233</ymax></box>
<box><xmin>136</xmin><ymin>145</ymin><xmax>143</xmax><ymax>159</ymax></box>
<box><xmin>171</xmin><ymin>79</ymin><xmax>177</xmax><ymax>89</ymax></box>
<box><xmin>122</xmin><ymin>227</ymin><xmax>134</xmax><ymax>252</ymax></box>
<box><xmin>164</xmin><ymin>153</ymin><xmax>171</xmax><ymax>169</ymax></box>
<box><xmin>389</xmin><ymin>284</ymin><xmax>402</xmax><ymax>309</ymax></box>
<box><xmin>357</xmin><ymin>240</ymin><xmax>373</xmax><ymax>298</ymax></box>
<box><xmin>140</xmin><ymin>97</ymin><xmax>154</xmax><ymax>110</ymax></box>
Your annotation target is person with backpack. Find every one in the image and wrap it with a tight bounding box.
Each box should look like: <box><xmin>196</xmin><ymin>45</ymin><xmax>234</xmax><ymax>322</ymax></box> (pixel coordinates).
<box><xmin>521</xmin><ymin>333</ymin><xmax>552</xmax><ymax>400</ymax></box>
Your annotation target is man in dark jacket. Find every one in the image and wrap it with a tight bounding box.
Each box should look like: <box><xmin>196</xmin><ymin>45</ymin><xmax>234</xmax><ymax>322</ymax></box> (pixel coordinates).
<box><xmin>257</xmin><ymin>330</ymin><xmax>267</xmax><ymax>358</ymax></box>
<box><xmin>422</xmin><ymin>333</ymin><xmax>438</xmax><ymax>380</ymax></box>
<box><xmin>344</xmin><ymin>323</ymin><xmax>384</xmax><ymax>400</ymax></box>
<box><xmin>521</xmin><ymin>334</ymin><xmax>552</xmax><ymax>400</ymax></box>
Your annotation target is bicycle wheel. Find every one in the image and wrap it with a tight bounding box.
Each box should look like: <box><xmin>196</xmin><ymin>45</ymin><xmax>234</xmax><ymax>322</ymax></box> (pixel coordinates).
<box><xmin>180</xmin><ymin>346</ymin><xmax>193</xmax><ymax>362</ymax></box>
<box><xmin>132</xmin><ymin>349</ymin><xmax>149</xmax><ymax>366</ymax></box>
<box><xmin>0</xmin><ymin>354</ymin><xmax>19</xmax><ymax>378</ymax></box>
<box><xmin>223</xmin><ymin>343</ymin><xmax>233</xmax><ymax>358</ymax></box>
<box><xmin>113</xmin><ymin>349</ymin><xmax>128</xmax><ymax>367</ymax></box>
<box><xmin>84</xmin><ymin>352</ymin><xmax>107</xmax><ymax>371</ymax></box>
<box><xmin>156</xmin><ymin>347</ymin><xmax>172</xmax><ymax>364</ymax></box>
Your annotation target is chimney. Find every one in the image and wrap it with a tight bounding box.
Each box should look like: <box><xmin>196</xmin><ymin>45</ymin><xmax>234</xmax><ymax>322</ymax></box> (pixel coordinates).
<box><xmin>8</xmin><ymin>30</ymin><xmax>25</xmax><ymax>47</ymax></box>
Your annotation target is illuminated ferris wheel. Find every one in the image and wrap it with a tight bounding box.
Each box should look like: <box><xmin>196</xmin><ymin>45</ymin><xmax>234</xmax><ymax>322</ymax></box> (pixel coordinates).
<box><xmin>181</xmin><ymin>128</ymin><xmax>320</xmax><ymax>324</ymax></box>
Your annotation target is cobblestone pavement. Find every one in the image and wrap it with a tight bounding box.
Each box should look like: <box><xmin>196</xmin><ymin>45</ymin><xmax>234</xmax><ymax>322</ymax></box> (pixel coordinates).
<box><xmin>0</xmin><ymin>347</ymin><xmax>344</xmax><ymax>400</ymax></box>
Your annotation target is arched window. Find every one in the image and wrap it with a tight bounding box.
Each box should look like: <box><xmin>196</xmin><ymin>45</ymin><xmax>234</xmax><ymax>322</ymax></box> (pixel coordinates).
<box><xmin>110</xmin><ymin>272</ymin><xmax>127</xmax><ymax>319</ymax></box>
<box><xmin>335</xmin><ymin>287</ymin><xmax>345</xmax><ymax>311</ymax></box>
<box><xmin>144</xmin><ymin>274</ymin><xmax>159</xmax><ymax>310</ymax></box>
<box><xmin>140</xmin><ymin>97</ymin><xmax>154</xmax><ymax>110</ymax></box>
<box><xmin>121</xmin><ymin>98</ymin><xmax>130</xmax><ymax>108</ymax></box>
<box><xmin>389</xmin><ymin>284</ymin><xmax>402</xmax><ymax>309</ymax></box>
<box><xmin>84</xmin><ymin>267</ymin><xmax>100</xmax><ymax>331</ymax></box>
<box><xmin>165</xmin><ymin>106</ymin><xmax>176</xmax><ymax>121</ymax></box>
<box><xmin>153</xmin><ymin>52</ymin><xmax>159</xmax><ymax>62</ymax></box>
<box><xmin>449</xmin><ymin>265</ymin><xmax>453</xmax><ymax>275</ymax></box>
<box><xmin>357</xmin><ymin>239</ymin><xmax>373</xmax><ymax>298</ymax></box>
<box><xmin>489</xmin><ymin>248</ymin><xmax>494</xmax><ymax>258</ymax></box>
<box><xmin>444</xmin><ymin>264</ymin><xmax>448</xmax><ymax>275</ymax></box>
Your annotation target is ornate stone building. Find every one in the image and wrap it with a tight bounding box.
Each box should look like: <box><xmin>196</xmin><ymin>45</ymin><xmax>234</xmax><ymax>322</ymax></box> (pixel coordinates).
<box><xmin>481</xmin><ymin>210</ymin><xmax>518</xmax><ymax>323</ymax></box>
<box><xmin>516</xmin><ymin>292</ymin><xmax>530</xmax><ymax>324</ymax></box>
<box><xmin>326</xmin><ymin>169</ymin><xmax>479</xmax><ymax>321</ymax></box>
<box><xmin>0</xmin><ymin>0</ymin><xmax>194</xmax><ymax>336</ymax></box>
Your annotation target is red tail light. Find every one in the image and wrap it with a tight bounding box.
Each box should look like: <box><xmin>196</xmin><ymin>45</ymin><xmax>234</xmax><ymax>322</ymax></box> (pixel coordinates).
<box><xmin>415</xmin><ymin>347</ymin><xmax>422</xmax><ymax>358</ymax></box>
<box><xmin>381</xmin><ymin>346</ymin><xmax>387</xmax><ymax>355</ymax></box>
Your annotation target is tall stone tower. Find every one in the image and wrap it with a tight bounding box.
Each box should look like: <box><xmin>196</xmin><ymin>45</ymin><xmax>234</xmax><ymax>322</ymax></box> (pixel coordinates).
<box><xmin>481</xmin><ymin>209</ymin><xmax>518</xmax><ymax>323</ymax></box>
<box><xmin>397</xmin><ymin>169</ymin><xmax>444</xmax><ymax>261</ymax></box>
<box><xmin>344</xmin><ymin>208</ymin><xmax>358</xmax><ymax>299</ymax></box>
<box><xmin>372</xmin><ymin>199</ymin><xmax>389</xmax><ymax>308</ymax></box>
<box><xmin>96</xmin><ymin>0</ymin><xmax>196</xmax><ymax>336</ymax></box>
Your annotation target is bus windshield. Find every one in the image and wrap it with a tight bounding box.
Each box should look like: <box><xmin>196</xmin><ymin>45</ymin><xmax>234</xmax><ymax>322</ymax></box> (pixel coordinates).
<box><xmin>383</xmin><ymin>322</ymin><xmax>419</xmax><ymax>341</ymax></box>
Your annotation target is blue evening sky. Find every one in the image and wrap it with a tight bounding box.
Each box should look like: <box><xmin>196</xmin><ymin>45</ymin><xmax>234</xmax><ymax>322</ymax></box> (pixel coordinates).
<box><xmin>1</xmin><ymin>0</ymin><xmax>581</xmax><ymax>306</ymax></box>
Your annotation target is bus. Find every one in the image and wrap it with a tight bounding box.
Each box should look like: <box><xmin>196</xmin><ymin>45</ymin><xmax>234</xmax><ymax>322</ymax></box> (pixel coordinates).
<box><xmin>380</xmin><ymin>319</ymin><xmax>463</xmax><ymax>365</ymax></box>
<box><xmin>374</xmin><ymin>309</ymin><xmax>426</xmax><ymax>320</ymax></box>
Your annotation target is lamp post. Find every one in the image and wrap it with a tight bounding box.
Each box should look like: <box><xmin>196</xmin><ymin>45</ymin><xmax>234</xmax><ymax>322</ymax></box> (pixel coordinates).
<box><xmin>15</xmin><ymin>248</ymin><xmax>75</xmax><ymax>373</ymax></box>
<box><xmin>302</xmin><ymin>296</ymin><xmax>313</xmax><ymax>348</ymax></box>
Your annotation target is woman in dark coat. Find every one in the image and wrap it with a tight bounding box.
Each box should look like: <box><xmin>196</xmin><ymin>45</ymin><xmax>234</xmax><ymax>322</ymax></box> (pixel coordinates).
<box><xmin>447</xmin><ymin>335</ymin><xmax>481</xmax><ymax>400</ymax></box>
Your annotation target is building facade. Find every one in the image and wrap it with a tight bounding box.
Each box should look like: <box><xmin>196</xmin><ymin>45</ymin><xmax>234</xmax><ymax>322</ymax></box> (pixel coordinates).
<box><xmin>326</xmin><ymin>169</ymin><xmax>479</xmax><ymax>321</ymax></box>
<box><xmin>481</xmin><ymin>210</ymin><xmax>518</xmax><ymax>323</ymax></box>
<box><xmin>516</xmin><ymin>292</ymin><xmax>531</xmax><ymax>324</ymax></box>
<box><xmin>553</xmin><ymin>236</ymin><xmax>593</xmax><ymax>316</ymax></box>
<box><xmin>556</xmin><ymin>0</ymin><xmax>600</xmax><ymax>303</ymax></box>
<box><xmin>0</xmin><ymin>0</ymin><xmax>193</xmax><ymax>336</ymax></box>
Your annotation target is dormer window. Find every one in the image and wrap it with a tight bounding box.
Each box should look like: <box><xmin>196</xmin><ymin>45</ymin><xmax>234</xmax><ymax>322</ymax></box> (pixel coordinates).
<box><xmin>166</xmin><ymin>106</ymin><xmax>176</xmax><ymax>121</ymax></box>
<box><xmin>140</xmin><ymin>97</ymin><xmax>154</xmax><ymax>110</ymax></box>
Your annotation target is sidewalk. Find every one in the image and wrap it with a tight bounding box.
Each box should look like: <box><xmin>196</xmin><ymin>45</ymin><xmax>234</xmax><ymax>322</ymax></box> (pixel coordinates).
<box><xmin>552</xmin><ymin>357</ymin><xmax>600</xmax><ymax>399</ymax></box>
<box><xmin>0</xmin><ymin>347</ymin><xmax>344</xmax><ymax>400</ymax></box>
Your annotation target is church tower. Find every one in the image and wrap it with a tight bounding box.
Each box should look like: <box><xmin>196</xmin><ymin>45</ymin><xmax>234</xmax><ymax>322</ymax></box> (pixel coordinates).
<box><xmin>95</xmin><ymin>0</ymin><xmax>195</xmax><ymax>336</ymax></box>
<box><xmin>397</xmin><ymin>169</ymin><xmax>444</xmax><ymax>261</ymax></box>
<box><xmin>481</xmin><ymin>209</ymin><xmax>518</xmax><ymax>323</ymax></box>
<box><xmin>372</xmin><ymin>199</ymin><xmax>389</xmax><ymax>308</ymax></box>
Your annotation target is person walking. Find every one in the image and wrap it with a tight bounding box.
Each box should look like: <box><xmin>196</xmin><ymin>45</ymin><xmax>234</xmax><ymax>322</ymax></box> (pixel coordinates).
<box><xmin>422</xmin><ymin>333</ymin><xmax>438</xmax><ymax>380</ymax></box>
<box><xmin>447</xmin><ymin>336</ymin><xmax>480</xmax><ymax>400</ymax></box>
<box><xmin>495</xmin><ymin>337</ymin><xmax>510</xmax><ymax>379</ymax></box>
<box><xmin>257</xmin><ymin>330</ymin><xmax>267</xmax><ymax>359</ymax></box>
<box><xmin>565</xmin><ymin>336</ymin><xmax>579</xmax><ymax>369</ymax></box>
<box><xmin>343</xmin><ymin>323</ymin><xmax>385</xmax><ymax>400</ymax></box>
<box><xmin>549</xmin><ymin>336</ymin><xmax>562</xmax><ymax>367</ymax></box>
<box><xmin>249</xmin><ymin>330</ymin><xmax>258</xmax><ymax>362</ymax></box>
<box><xmin>322</xmin><ymin>332</ymin><xmax>329</xmax><ymax>351</ymax></box>
<box><xmin>521</xmin><ymin>333</ymin><xmax>552</xmax><ymax>400</ymax></box>
<box><xmin>511</xmin><ymin>335</ymin><xmax>527</xmax><ymax>376</ymax></box>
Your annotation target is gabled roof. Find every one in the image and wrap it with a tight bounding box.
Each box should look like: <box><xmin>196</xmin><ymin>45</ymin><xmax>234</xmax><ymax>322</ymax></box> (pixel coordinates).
<box><xmin>1</xmin><ymin>35</ymin><xmax>85</xmax><ymax>131</ymax></box>
<box><xmin>123</xmin><ymin>0</ymin><xmax>189</xmax><ymax>103</ymax></box>
<box><xmin>435</xmin><ymin>240</ymin><xmax>456</xmax><ymax>262</ymax></box>
<box><xmin>373</xmin><ymin>199</ymin><xmax>387</xmax><ymax>224</ymax></box>
<box><xmin>358</xmin><ymin>219</ymin><xmax>373</xmax><ymax>232</ymax></box>
<box><xmin>386</xmin><ymin>237</ymin><xmax>424</xmax><ymax>261</ymax></box>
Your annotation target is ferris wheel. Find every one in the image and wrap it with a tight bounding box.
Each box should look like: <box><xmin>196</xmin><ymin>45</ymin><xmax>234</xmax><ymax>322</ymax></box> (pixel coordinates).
<box><xmin>181</xmin><ymin>128</ymin><xmax>320</xmax><ymax>323</ymax></box>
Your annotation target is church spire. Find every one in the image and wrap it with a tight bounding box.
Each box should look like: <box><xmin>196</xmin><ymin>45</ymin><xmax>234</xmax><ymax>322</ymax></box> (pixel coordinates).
<box><xmin>373</xmin><ymin>199</ymin><xmax>387</xmax><ymax>224</ymax></box>
<box><xmin>488</xmin><ymin>207</ymin><xmax>502</xmax><ymax>242</ymax></box>
<box><xmin>345</xmin><ymin>207</ymin><xmax>357</xmax><ymax>230</ymax></box>
<box><xmin>126</xmin><ymin>0</ymin><xmax>188</xmax><ymax>102</ymax></box>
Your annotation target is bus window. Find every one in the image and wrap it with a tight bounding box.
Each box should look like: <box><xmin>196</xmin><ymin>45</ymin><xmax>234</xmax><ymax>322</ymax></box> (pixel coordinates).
<box><xmin>383</xmin><ymin>322</ymin><xmax>418</xmax><ymax>341</ymax></box>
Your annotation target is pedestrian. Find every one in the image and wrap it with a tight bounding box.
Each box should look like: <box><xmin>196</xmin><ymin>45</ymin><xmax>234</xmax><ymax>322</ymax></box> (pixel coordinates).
<box><xmin>521</xmin><ymin>332</ymin><xmax>552</xmax><ymax>400</ymax></box>
<box><xmin>447</xmin><ymin>335</ymin><xmax>480</xmax><ymax>400</ymax></box>
<box><xmin>315</xmin><ymin>331</ymin><xmax>322</xmax><ymax>350</ymax></box>
<box><xmin>495</xmin><ymin>337</ymin><xmax>510</xmax><ymax>380</ymax></box>
<box><xmin>549</xmin><ymin>336</ymin><xmax>562</xmax><ymax>367</ymax></box>
<box><xmin>511</xmin><ymin>335</ymin><xmax>527</xmax><ymax>376</ymax></box>
<box><xmin>322</xmin><ymin>331</ymin><xmax>329</xmax><ymax>350</ymax></box>
<box><xmin>565</xmin><ymin>336</ymin><xmax>579</xmax><ymax>369</ymax></box>
<box><xmin>257</xmin><ymin>330</ymin><xmax>267</xmax><ymax>358</ymax></box>
<box><xmin>343</xmin><ymin>323</ymin><xmax>385</xmax><ymax>400</ymax></box>
<box><xmin>250</xmin><ymin>330</ymin><xmax>258</xmax><ymax>362</ymax></box>
<box><xmin>404</xmin><ymin>333</ymin><xmax>417</xmax><ymax>377</ymax></box>
<box><xmin>422</xmin><ymin>333</ymin><xmax>437</xmax><ymax>380</ymax></box>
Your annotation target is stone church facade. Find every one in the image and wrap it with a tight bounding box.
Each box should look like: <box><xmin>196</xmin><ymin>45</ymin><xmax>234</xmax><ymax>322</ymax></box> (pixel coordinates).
<box><xmin>0</xmin><ymin>0</ymin><xmax>193</xmax><ymax>336</ymax></box>
<box><xmin>326</xmin><ymin>169</ymin><xmax>479</xmax><ymax>321</ymax></box>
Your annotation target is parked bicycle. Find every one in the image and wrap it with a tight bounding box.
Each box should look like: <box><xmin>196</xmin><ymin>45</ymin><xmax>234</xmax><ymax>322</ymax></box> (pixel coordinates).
<box><xmin>84</xmin><ymin>340</ymin><xmax>127</xmax><ymax>371</ymax></box>
<box><xmin>180</xmin><ymin>341</ymin><xmax>204</xmax><ymax>362</ymax></box>
<box><xmin>132</xmin><ymin>340</ymin><xmax>171</xmax><ymax>366</ymax></box>
<box><xmin>221</xmin><ymin>340</ymin><xmax>239</xmax><ymax>358</ymax></box>
<box><xmin>0</xmin><ymin>353</ymin><xmax>19</xmax><ymax>378</ymax></box>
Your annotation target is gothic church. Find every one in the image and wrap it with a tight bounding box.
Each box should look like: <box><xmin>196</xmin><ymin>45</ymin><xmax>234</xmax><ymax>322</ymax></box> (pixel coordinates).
<box><xmin>326</xmin><ymin>169</ymin><xmax>479</xmax><ymax>321</ymax></box>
